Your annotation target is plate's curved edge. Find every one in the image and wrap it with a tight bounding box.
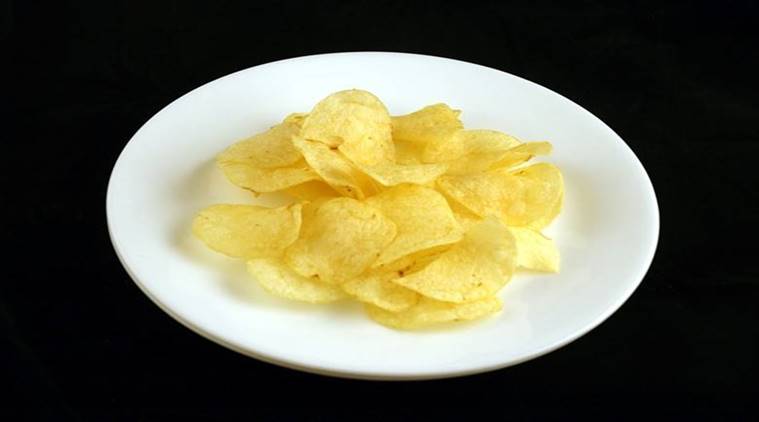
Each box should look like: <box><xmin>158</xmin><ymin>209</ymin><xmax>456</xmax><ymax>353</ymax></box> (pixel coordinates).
<box><xmin>106</xmin><ymin>51</ymin><xmax>661</xmax><ymax>380</ymax></box>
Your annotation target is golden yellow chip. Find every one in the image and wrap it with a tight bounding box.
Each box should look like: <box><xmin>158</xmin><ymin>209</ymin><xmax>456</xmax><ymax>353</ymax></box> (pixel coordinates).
<box><xmin>352</xmin><ymin>161</ymin><xmax>448</xmax><ymax>187</ymax></box>
<box><xmin>394</xmin><ymin>138</ymin><xmax>425</xmax><ymax>165</ymax></box>
<box><xmin>218</xmin><ymin>122</ymin><xmax>303</xmax><ymax>169</ymax></box>
<box><xmin>366</xmin><ymin>184</ymin><xmax>463</xmax><ymax>268</ymax></box>
<box><xmin>343</xmin><ymin>245</ymin><xmax>450</xmax><ymax>311</ymax></box>
<box><xmin>216</xmin><ymin>121</ymin><xmax>318</xmax><ymax>192</ymax></box>
<box><xmin>292</xmin><ymin>136</ymin><xmax>378</xmax><ymax>199</ymax></box>
<box><xmin>301</xmin><ymin>89</ymin><xmax>394</xmax><ymax>166</ymax></box>
<box><xmin>192</xmin><ymin>203</ymin><xmax>302</xmax><ymax>259</ymax></box>
<box><xmin>365</xmin><ymin>296</ymin><xmax>502</xmax><ymax>329</ymax></box>
<box><xmin>392</xmin><ymin>217</ymin><xmax>516</xmax><ymax>303</ymax></box>
<box><xmin>491</xmin><ymin>141</ymin><xmax>553</xmax><ymax>169</ymax></box>
<box><xmin>282</xmin><ymin>112</ymin><xmax>308</xmax><ymax>128</ymax></box>
<box><xmin>423</xmin><ymin>130</ymin><xmax>521</xmax><ymax>175</ymax></box>
<box><xmin>285</xmin><ymin>197</ymin><xmax>397</xmax><ymax>284</ymax></box>
<box><xmin>438</xmin><ymin>191</ymin><xmax>484</xmax><ymax>238</ymax></box>
<box><xmin>391</xmin><ymin>103</ymin><xmax>463</xmax><ymax>147</ymax></box>
<box><xmin>451</xmin><ymin>209</ymin><xmax>482</xmax><ymax>232</ymax></box>
<box><xmin>284</xmin><ymin>180</ymin><xmax>339</xmax><ymax>201</ymax></box>
<box><xmin>372</xmin><ymin>243</ymin><xmax>452</xmax><ymax>274</ymax></box>
<box><xmin>217</xmin><ymin>160</ymin><xmax>319</xmax><ymax>193</ymax></box>
<box><xmin>342</xmin><ymin>269</ymin><xmax>419</xmax><ymax>312</ymax></box>
<box><xmin>510</xmin><ymin>163</ymin><xmax>564</xmax><ymax>229</ymax></box>
<box><xmin>247</xmin><ymin>259</ymin><xmax>346</xmax><ymax>303</ymax></box>
<box><xmin>437</xmin><ymin>162</ymin><xmax>564</xmax><ymax>229</ymax></box>
<box><xmin>509</xmin><ymin>227</ymin><xmax>560</xmax><ymax>272</ymax></box>
<box><xmin>298</xmin><ymin>196</ymin><xmax>332</xmax><ymax>224</ymax></box>
<box><xmin>301</xmin><ymin>91</ymin><xmax>451</xmax><ymax>187</ymax></box>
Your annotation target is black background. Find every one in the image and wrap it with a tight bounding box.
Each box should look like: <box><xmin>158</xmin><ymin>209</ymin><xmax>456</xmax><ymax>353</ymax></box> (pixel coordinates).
<box><xmin>5</xmin><ymin>0</ymin><xmax>759</xmax><ymax>419</ymax></box>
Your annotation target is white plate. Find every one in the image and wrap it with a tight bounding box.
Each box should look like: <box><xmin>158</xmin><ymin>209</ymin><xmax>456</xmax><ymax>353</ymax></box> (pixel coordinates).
<box><xmin>107</xmin><ymin>52</ymin><xmax>659</xmax><ymax>380</ymax></box>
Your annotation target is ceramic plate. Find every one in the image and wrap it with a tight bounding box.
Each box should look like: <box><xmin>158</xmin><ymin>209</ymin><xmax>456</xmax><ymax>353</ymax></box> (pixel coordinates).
<box><xmin>107</xmin><ymin>52</ymin><xmax>659</xmax><ymax>380</ymax></box>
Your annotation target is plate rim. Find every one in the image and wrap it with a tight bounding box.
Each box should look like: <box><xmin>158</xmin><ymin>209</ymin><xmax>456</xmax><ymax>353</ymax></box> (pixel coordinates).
<box><xmin>106</xmin><ymin>51</ymin><xmax>660</xmax><ymax>380</ymax></box>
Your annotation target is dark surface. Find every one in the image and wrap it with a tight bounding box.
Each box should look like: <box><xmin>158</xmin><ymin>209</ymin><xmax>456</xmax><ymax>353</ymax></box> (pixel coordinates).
<box><xmin>5</xmin><ymin>0</ymin><xmax>758</xmax><ymax>419</ymax></box>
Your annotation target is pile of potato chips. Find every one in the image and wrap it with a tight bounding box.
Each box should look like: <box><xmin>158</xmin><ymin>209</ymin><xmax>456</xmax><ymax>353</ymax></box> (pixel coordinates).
<box><xmin>193</xmin><ymin>90</ymin><xmax>563</xmax><ymax>329</ymax></box>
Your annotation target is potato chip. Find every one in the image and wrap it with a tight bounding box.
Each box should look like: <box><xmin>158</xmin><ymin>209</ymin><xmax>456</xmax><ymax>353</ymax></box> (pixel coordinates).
<box><xmin>391</xmin><ymin>103</ymin><xmax>463</xmax><ymax>147</ymax></box>
<box><xmin>285</xmin><ymin>197</ymin><xmax>397</xmax><ymax>284</ymax></box>
<box><xmin>423</xmin><ymin>130</ymin><xmax>521</xmax><ymax>174</ymax></box>
<box><xmin>353</xmin><ymin>161</ymin><xmax>448</xmax><ymax>187</ymax></box>
<box><xmin>298</xmin><ymin>196</ymin><xmax>331</xmax><ymax>223</ymax></box>
<box><xmin>365</xmin><ymin>296</ymin><xmax>502</xmax><ymax>329</ymax></box>
<box><xmin>343</xmin><ymin>246</ymin><xmax>450</xmax><ymax>311</ymax></box>
<box><xmin>374</xmin><ymin>243</ymin><xmax>453</xmax><ymax>274</ymax></box>
<box><xmin>490</xmin><ymin>141</ymin><xmax>553</xmax><ymax>169</ymax></box>
<box><xmin>509</xmin><ymin>227</ymin><xmax>560</xmax><ymax>272</ymax></box>
<box><xmin>192</xmin><ymin>203</ymin><xmax>302</xmax><ymax>259</ymax></box>
<box><xmin>393</xmin><ymin>139</ymin><xmax>425</xmax><ymax>165</ymax></box>
<box><xmin>216</xmin><ymin>121</ymin><xmax>319</xmax><ymax>192</ymax></box>
<box><xmin>439</xmin><ymin>189</ymin><xmax>482</xmax><ymax>226</ymax></box>
<box><xmin>301</xmin><ymin>91</ymin><xmax>451</xmax><ymax>186</ymax></box>
<box><xmin>218</xmin><ymin>159</ymin><xmax>319</xmax><ymax>193</ymax></box>
<box><xmin>247</xmin><ymin>259</ymin><xmax>346</xmax><ymax>303</ymax></box>
<box><xmin>218</xmin><ymin>122</ymin><xmax>302</xmax><ymax>169</ymax></box>
<box><xmin>292</xmin><ymin>136</ymin><xmax>378</xmax><ymax>199</ymax></box>
<box><xmin>366</xmin><ymin>184</ymin><xmax>463</xmax><ymax>268</ymax></box>
<box><xmin>342</xmin><ymin>268</ymin><xmax>419</xmax><ymax>312</ymax></box>
<box><xmin>392</xmin><ymin>217</ymin><xmax>516</xmax><ymax>303</ymax></box>
<box><xmin>283</xmin><ymin>112</ymin><xmax>308</xmax><ymax>128</ymax></box>
<box><xmin>437</xmin><ymin>162</ymin><xmax>564</xmax><ymax>229</ymax></box>
<box><xmin>301</xmin><ymin>90</ymin><xmax>394</xmax><ymax>166</ymax></box>
<box><xmin>451</xmin><ymin>209</ymin><xmax>482</xmax><ymax>232</ymax></box>
<box><xmin>284</xmin><ymin>180</ymin><xmax>339</xmax><ymax>201</ymax></box>
<box><xmin>510</xmin><ymin>163</ymin><xmax>564</xmax><ymax>229</ymax></box>
<box><xmin>446</xmin><ymin>130</ymin><xmax>519</xmax><ymax>175</ymax></box>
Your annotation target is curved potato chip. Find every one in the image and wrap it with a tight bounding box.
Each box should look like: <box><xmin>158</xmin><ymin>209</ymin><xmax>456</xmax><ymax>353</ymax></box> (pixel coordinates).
<box><xmin>392</xmin><ymin>217</ymin><xmax>516</xmax><ymax>303</ymax></box>
<box><xmin>372</xmin><ymin>244</ymin><xmax>453</xmax><ymax>276</ymax></box>
<box><xmin>490</xmin><ymin>141</ymin><xmax>553</xmax><ymax>169</ymax></box>
<box><xmin>437</xmin><ymin>162</ymin><xmax>564</xmax><ymax>229</ymax></box>
<box><xmin>509</xmin><ymin>163</ymin><xmax>564</xmax><ymax>229</ymax></box>
<box><xmin>285</xmin><ymin>197</ymin><xmax>397</xmax><ymax>284</ymax></box>
<box><xmin>218</xmin><ymin>122</ymin><xmax>302</xmax><ymax>169</ymax></box>
<box><xmin>509</xmin><ymin>227</ymin><xmax>560</xmax><ymax>272</ymax></box>
<box><xmin>192</xmin><ymin>203</ymin><xmax>302</xmax><ymax>259</ymax></box>
<box><xmin>356</xmin><ymin>161</ymin><xmax>448</xmax><ymax>187</ymax></box>
<box><xmin>284</xmin><ymin>180</ymin><xmax>339</xmax><ymax>201</ymax></box>
<box><xmin>439</xmin><ymin>188</ymin><xmax>486</xmax><ymax>232</ymax></box>
<box><xmin>365</xmin><ymin>296</ymin><xmax>502</xmax><ymax>330</ymax></box>
<box><xmin>423</xmin><ymin>130</ymin><xmax>520</xmax><ymax>173</ymax></box>
<box><xmin>342</xmin><ymin>269</ymin><xmax>419</xmax><ymax>312</ymax></box>
<box><xmin>452</xmin><ymin>209</ymin><xmax>482</xmax><ymax>231</ymax></box>
<box><xmin>442</xmin><ymin>133</ymin><xmax>523</xmax><ymax>175</ymax></box>
<box><xmin>302</xmin><ymin>89</ymin><xmax>394</xmax><ymax>166</ymax></box>
<box><xmin>302</xmin><ymin>92</ymin><xmax>449</xmax><ymax>186</ymax></box>
<box><xmin>292</xmin><ymin>136</ymin><xmax>378</xmax><ymax>199</ymax></box>
<box><xmin>218</xmin><ymin>159</ymin><xmax>319</xmax><ymax>193</ymax></box>
<box><xmin>344</xmin><ymin>245</ymin><xmax>450</xmax><ymax>311</ymax></box>
<box><xmin>394</xmin><ymin>138</ymin><xmax>425</xmax><ymax>165</ymax></box>
<box><xmin>298</xmin><ymin>196</ymin><xmax>332</xmax><ymax>224</ymax></box>
<box><xmin>391</xmin><ymin>103</ymin><xmax>463</xmax><ymax>148</ymax></box>
<box><xmin>366</xmin><ymin>185</ymin><xmax>463</xmax><ymax>268</ymax></box>
<box><xmin>283</xmin><ymin>112</ymin><xmax>308</xmax><ymax>128</ymax></box>
<box><xmin>247</xmin><ymin>259</ymin><xmax>346</xmax><ymax>303</ymax></box>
